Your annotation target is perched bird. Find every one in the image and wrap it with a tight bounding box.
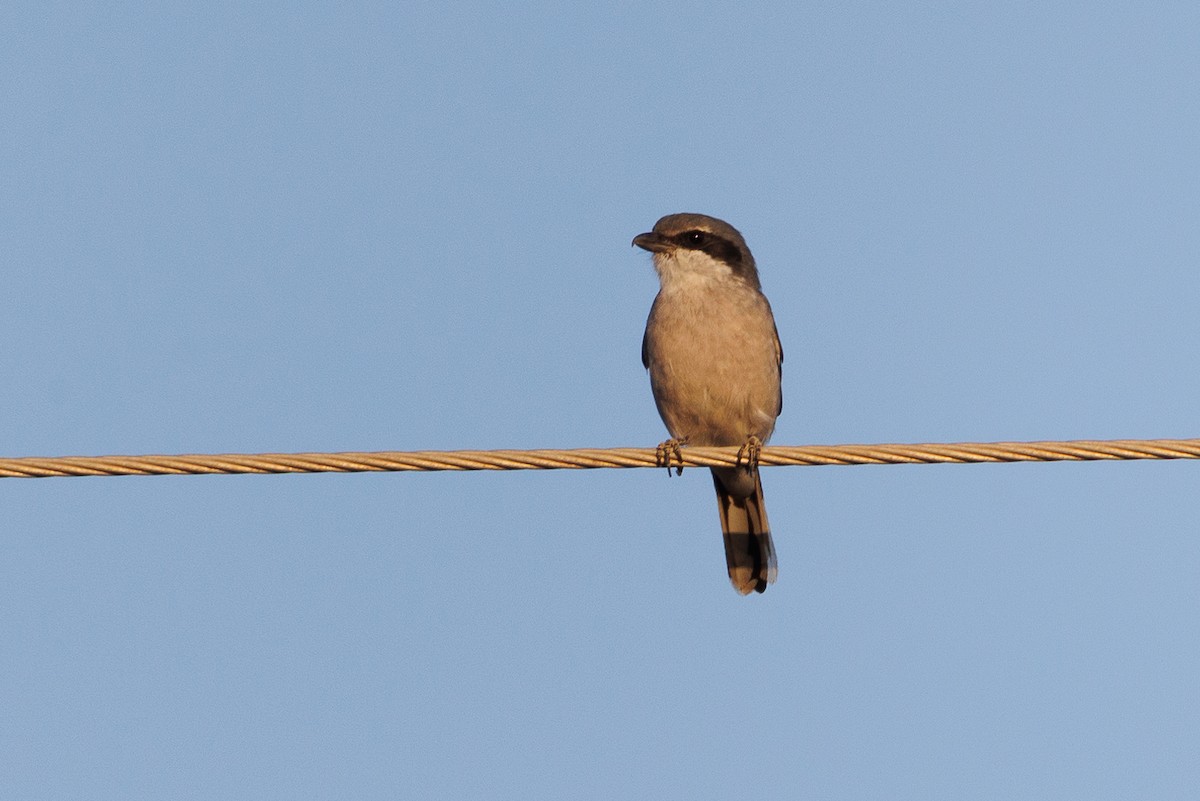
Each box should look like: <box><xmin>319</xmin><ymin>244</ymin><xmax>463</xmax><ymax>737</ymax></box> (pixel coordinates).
<box><xmin>633</xmin><ymin>213</ymin><xmax>783</xmax><ymax>594</ymax></box>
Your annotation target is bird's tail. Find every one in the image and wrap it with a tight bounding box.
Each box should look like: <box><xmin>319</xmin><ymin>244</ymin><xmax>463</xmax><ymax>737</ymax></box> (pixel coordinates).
<box><xmin>711</xmin><ymin>468</ymin><xmax>778</xmax><ymax>594</ymax></box>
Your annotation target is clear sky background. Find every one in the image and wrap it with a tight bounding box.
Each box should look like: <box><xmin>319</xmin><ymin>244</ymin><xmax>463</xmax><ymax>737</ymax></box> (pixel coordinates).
<box><xmin>4</xmin><ymin>2</ymin><xmax>1200</xmax><ymax>798</ymax></box>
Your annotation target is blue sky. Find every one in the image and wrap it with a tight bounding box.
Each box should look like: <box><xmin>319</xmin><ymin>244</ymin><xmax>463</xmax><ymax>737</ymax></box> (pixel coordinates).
<box><xmin>4</xmin><ymin>2</ymin><xmax>1200</xmax><ymax>798</ymax></box>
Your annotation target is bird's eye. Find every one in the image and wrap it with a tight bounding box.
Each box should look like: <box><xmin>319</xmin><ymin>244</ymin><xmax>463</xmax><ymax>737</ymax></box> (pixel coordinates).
<box><xmin>684</xmin><ymin>231</ymin><xmax>706</xmax><ymax>246</ymax></box>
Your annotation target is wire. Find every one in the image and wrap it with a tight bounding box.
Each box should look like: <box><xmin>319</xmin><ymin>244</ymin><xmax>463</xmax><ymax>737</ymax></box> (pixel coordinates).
<box><xmin>2</xmin><ymin>438</ymin><xmax>1199</xmax><ymax>479</ymax></box>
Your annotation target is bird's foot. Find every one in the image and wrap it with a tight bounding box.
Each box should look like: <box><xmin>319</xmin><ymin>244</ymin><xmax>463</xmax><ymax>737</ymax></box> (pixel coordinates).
<box><xmin>655</xmin><ymin>437</ymin><xmax>687</xmax><ymax>477</ymax></box>
<box><xmin>736</xmin><ymin>435</ymin><xmax>763</xmax><ymax>471</ymax></box>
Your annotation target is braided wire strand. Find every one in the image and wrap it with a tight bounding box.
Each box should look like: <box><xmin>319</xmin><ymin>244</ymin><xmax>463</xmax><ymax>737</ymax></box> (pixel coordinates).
<box><xmin>2</xmin><ymin>438</ymin><xmax>1200</xmax><ymax>479</ymax></box>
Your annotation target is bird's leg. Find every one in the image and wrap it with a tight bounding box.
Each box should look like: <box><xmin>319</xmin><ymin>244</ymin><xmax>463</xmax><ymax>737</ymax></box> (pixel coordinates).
<box><xmin>655</xmin><ymin>437</ymin><xmax>687</xmax><ymax>477</ymax></box>
<box><xmin>736</xmin><ymin>435</ymin><xmax>763</xmax><ymax>471</ymax></box>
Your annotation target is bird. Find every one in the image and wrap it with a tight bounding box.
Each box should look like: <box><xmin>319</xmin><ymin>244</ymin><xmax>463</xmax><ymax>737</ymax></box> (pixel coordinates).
<box><xmin>633</xmin><ymin>213</ymin><xmax>783</xmax><ymax>594</ymax></box>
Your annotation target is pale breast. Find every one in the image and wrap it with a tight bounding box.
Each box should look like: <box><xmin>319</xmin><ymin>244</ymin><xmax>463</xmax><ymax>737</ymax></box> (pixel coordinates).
<box><xmin>644</xmin><ymin>279</ymin><xmax>782</xmax><ymax>446</ymax></box>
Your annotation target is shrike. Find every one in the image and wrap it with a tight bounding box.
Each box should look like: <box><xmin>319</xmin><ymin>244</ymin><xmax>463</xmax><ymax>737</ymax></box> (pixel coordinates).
<box><xmin>633</xmin><ymin>213</ymin><xmax>783</xmax><ymax>594</ymax></box>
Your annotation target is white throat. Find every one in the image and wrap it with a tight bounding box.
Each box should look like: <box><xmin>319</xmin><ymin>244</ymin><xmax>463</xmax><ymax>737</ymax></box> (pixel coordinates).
<box><xmin>652</xmin><ymin>249</ymin><xmax>736</xmax><ymax>292</ymax></box>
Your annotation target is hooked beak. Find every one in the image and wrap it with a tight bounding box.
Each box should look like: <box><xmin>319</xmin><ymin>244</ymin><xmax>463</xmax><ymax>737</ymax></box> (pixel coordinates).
<box><xmin>632</xmin><ymin>232</ymin><xmax>672</xmax><ymax>253</ymax></box>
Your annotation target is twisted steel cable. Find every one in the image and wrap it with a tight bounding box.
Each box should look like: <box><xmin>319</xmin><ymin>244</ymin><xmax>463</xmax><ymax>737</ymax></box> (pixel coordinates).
<box><xmin>2</xmin><ymin>438</ymin><xmax>1199</xmax><ymax>479</ymax></box>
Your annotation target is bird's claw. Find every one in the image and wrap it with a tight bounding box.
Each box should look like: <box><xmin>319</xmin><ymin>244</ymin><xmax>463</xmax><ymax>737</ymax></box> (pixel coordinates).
<box><xmin>736</xmin><ymin>435</ymin><xmax>763</xmax><ymax>470</ymax></box>
<box><xmin>655</xmin><ymin>438</ymin><xmax>686</xmax><ymax>476</ymax></box>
